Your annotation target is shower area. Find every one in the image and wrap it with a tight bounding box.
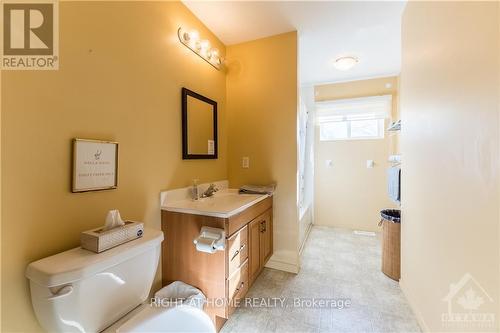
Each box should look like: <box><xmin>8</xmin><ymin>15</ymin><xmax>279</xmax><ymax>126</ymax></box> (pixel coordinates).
<box><xmin>298</xmin><ymin>86</ymin><xmax>315</xmax><ymax>250</ymax></box>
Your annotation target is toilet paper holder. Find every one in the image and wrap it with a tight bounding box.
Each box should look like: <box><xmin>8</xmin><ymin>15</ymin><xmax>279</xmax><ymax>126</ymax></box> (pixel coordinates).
<box><xmin>193</xmin><ymin>226</ymin><xmax>225</xmax><ymax>253</ymax></box>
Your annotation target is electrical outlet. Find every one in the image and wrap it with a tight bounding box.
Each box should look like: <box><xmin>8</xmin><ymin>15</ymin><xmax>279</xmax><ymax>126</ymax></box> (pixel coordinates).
<box><xmin>242</xmin><ymin>157</ymin><xmax>250</xmax><ymax>169</ymax></box>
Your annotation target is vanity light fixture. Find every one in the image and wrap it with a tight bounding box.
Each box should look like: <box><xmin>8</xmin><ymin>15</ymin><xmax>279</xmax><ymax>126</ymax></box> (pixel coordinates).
<box><xmin>178</xmin><ymin>27</ymin><xmax>223</xmax><ymax>70</ymax></box>
<box><xmin>333</xmin><ymin>55</ymin><xmax>359</xmax><ymax>71</ymax></box>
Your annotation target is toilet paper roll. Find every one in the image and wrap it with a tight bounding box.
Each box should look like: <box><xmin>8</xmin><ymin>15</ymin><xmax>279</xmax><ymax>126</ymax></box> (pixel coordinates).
<box><xmin>195</xmin><ymin>237</ymin><xmax>216</xmax><ymax>254</ymax></box>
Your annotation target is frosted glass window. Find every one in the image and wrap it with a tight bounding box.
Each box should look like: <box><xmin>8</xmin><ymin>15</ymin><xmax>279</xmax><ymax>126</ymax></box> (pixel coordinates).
<box><xmin>350</xmin><ymin>119</ymin><xmax>381</xmax><ymax>138</ymax></box>
<box><xmin>319</xmin><ymin>118</ymin><xmax>384</xmax><ymax>141</ymax></box>
<box><xmin>316</xmin><ymin>95</ymin><xmax>391</xmax><ymax>141</ymax></box>
<box><xmin>320</xmin><ymin>121</ymin><xmax>348</xmax><ymax>140</ymax></box>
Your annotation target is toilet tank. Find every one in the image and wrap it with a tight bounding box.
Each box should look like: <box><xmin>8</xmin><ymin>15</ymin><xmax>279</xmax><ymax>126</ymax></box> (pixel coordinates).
<box><xmin>26</xmin><ymin>228</ymin><xmax>164</xmax><ymax>333</ymax></box>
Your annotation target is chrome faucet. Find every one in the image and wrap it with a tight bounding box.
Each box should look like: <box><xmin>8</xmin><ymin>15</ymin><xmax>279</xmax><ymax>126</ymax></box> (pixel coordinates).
<box><xmin>202</xmin><ymin>183</ymin><xmax>219</xmax><ymax>198</ymax></box>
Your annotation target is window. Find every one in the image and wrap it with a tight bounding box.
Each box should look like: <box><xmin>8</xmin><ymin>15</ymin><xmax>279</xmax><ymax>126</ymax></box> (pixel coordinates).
<box><xmin>319</xmin><ymin>120</ymin><xmax>348</xmax><ymax>140</ymax></box>
<box><xmin>319</xmin><ymin>117</ymin><xmax>384</xmax><ymax>141</ymax></box>
<box><xmin>316</xmin><ymin>95</ymin><xmax>391</xmax><ymax>141</ymax></box>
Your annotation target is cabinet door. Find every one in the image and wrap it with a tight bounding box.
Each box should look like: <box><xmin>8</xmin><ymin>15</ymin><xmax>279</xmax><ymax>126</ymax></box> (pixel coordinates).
<box><xmin>248</xmin><ymin>218</ymin><xmax>261</xmax><ymax>286</ymax></box>
<box><xmin>259</xmin><ymin>210</ymin><xmax>273</xmax><ymax>266</ymax></box>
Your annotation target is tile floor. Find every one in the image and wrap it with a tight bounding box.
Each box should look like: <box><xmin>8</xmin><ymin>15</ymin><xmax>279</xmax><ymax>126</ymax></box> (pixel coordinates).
<box><xmin>221</xmin><ymin>226</ymin><xmax>421</xmax><ymax>333</ymax></box>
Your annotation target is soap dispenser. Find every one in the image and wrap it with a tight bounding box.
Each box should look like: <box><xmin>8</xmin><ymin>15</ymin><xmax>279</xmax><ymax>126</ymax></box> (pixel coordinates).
<box><xmin>192</xmin><ymin>179</ymin><xmax>199</xmax><ymax>200</ymax></box>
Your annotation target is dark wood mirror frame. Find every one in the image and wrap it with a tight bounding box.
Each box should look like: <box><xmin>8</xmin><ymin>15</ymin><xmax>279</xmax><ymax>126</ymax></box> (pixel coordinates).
<box><xmin>182</xmin><ymin>87</ymin><xmax>218</xmax><ymax>159</ymax></box>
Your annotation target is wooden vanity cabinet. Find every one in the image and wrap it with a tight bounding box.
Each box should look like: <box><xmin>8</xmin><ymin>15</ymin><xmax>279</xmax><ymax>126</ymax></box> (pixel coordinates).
<box><xmin>161</xmin><ymin>197</ymin><xmax>273</xmax><ymax>331</ymax></box>
<box><xmin>248</xmin><ymin>209</ymin><xmax>273</xmax><ymax>285</ymax></box>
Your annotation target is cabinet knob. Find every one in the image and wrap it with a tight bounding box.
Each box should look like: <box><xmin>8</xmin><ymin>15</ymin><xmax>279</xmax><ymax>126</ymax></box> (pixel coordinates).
<box><xmin>234</xmin><ymin>281</ymin><xmax>245</xmax><ymax>295</ymax></box>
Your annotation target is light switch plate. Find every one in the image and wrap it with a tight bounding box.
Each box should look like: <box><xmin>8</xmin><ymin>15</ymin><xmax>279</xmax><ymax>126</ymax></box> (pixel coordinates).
<box><xmin>208</xmin><ymin>140</ymin><xmax>215</xmax><ymax>155</ymax></box>
<box><xmin>242</xmin><ymin>157</ymin><xmax>250</xmax><ymax>168</ymax></box>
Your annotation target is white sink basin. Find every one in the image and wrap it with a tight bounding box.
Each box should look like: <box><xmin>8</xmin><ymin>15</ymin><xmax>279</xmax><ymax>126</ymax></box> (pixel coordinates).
<box><xmin>161</xmin><ymin>188</ymin><xmax>269</xmax><ymax>218</ymax></box>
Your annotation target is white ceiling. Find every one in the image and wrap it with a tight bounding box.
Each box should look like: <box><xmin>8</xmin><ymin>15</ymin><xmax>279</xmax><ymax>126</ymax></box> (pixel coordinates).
<box><xmin>183</xmin><ymin>1</ymin><xmax>406</xmax><ymax>85</ymax></box>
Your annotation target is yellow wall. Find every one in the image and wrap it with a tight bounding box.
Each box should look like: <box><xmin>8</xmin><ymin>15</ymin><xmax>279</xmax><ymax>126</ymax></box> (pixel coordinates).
<box><xmin>1</xmin><ymin>2</ymin><xmax>227</xmax><ymax>332</ymax></box>
<box><xmin>314</xmin><ymin>77</ymin><xmax>399</xmax><ymax>231</ymax></box>
<box><xmin>226</xmin><ymin>32</ymin><xmax>299</xmax><ymax>273</ymax></box>
<box><xmin>400</xmin><ymin>2</ymin><xmax>499</xmax><ymax>331</ymax></box>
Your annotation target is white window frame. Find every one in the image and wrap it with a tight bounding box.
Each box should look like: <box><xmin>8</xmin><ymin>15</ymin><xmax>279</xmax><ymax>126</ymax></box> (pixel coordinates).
<box><xmin>316</xmin><ymin>95</ymin><xmax>391</xmax><ymax>142</ymax></box>
<box><xmin>319</xmin><ymin>118</ymin><xmax>385</xmax><ymax>141</ymax></box>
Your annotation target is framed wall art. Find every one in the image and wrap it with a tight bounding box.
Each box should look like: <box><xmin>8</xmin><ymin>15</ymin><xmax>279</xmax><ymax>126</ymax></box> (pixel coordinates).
<box><xmin>72</xmin><ymin>138</ymin><xmax>119</xmax><ymax>192</ymax></box>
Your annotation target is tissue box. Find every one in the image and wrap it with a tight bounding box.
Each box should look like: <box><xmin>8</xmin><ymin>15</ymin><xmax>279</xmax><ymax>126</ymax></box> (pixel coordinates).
<box><xmin>81</xmin><ymin>221</ymin><xmax>144</xmax><ymax>253</ymax></box>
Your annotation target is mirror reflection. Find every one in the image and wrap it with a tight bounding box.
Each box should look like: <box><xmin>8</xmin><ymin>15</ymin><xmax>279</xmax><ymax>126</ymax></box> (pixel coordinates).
<box><xmin>182</xmin><ymin>88</ymin><xmax>218</xmax><ymax>159</ymax></box>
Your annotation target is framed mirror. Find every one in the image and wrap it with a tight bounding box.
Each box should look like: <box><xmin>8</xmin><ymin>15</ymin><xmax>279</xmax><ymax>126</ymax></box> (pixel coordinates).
<box><xmin>182</xmin><ymin>87</ymin><xmax>218</xmax><ymax>159</ymax></box>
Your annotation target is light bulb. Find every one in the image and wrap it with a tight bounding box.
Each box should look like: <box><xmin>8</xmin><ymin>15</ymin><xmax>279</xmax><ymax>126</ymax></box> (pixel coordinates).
<box><xmin>200</xmin><ymin>40</ymin><xmax>211</xmax><ymax>51</ymax></box>
<box><xmin>187</xmin><ymin>29</ymin><xmax>199</xmax><ymax>42</ymax></box>
<box><xmin>208</xmin><ymin>48</ymin><xmax>219</xmax><ymax>60</ymax></box>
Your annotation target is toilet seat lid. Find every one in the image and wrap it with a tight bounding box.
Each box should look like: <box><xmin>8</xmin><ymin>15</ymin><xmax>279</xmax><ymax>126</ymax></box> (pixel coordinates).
<box><xmin>116</xmin><ymin>304</ymin><xmax>215</xmax><ymax>333</ymax></box>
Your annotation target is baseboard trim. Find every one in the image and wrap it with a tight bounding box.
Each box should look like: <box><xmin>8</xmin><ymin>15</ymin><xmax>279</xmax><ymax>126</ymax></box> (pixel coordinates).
<box><xmin>399</xmin><ymin>278</ymin><xmax>430</xmax><ymax>332</ymax></box>
<box><xmin>265</xmin><ymin>258</ymin><xmax>299</xmax><ymax>274</ymax></box>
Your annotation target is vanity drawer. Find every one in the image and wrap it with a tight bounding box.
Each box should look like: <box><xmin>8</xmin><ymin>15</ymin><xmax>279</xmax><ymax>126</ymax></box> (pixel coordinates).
<box><xmin>226</xmin><ymin>197</ymin><xmax>272</xmax><ymax>237</ymax></box>
<box><xmin>227</xmin><ymin>225</ymin><xmax>248</xmax><ymax>277</ymax></box>
<box><xmin>227</xmin><ymin>259</ymin><xmax>249</xmax><ymax>315</ymax></box>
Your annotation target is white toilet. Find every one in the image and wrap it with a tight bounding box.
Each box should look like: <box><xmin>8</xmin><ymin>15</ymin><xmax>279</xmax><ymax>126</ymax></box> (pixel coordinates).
<box><xmin>25</xmin><ymin>228</ymin><xmax>215</xmax><ymax>333</ymax></box>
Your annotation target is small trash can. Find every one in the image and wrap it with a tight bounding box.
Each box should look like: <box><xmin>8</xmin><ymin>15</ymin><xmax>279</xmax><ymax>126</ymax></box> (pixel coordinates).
<box><xmin>154</xmin><ymin>281</ymin><xmax>206</xmax><ymax>310</ymax></box>
<box><xmin>378</xmin><ymin>209</ymin><xmax>401</xmax><ymax>281</ymax></box>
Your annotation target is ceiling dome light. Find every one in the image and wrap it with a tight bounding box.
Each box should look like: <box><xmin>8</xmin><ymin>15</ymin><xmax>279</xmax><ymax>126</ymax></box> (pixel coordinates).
<box><xmin>334</xmin><ymin>56</ymin><xmax>359</xmax><ymax>71</ymax></box>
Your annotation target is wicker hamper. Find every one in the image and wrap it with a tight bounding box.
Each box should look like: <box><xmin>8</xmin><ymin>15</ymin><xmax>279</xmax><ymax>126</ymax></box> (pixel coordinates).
<box><xmin>379</xmin><ymin>209</ymin><xmax>401</xmax><ymax>281</ymax></box>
